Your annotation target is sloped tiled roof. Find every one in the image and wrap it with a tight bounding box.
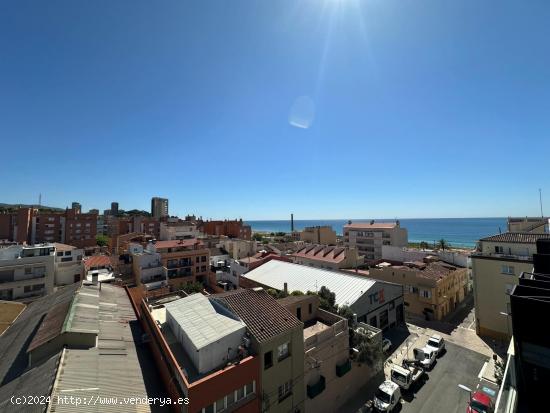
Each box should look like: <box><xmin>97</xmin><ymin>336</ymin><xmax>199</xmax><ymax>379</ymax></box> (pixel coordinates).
<box><xmin>213</xmin><ymin>289</ymin><xmax>302</xmax><ymax>343</ymax></box>
<box><xmin>480</xmin><ymin>232</ymin><xmax>550</xmax><ymax>244</ymax></box>
<box><xmin>83</xmin><ymin>255</ymin><xmax>112</xmax><ymax>270</ymax></box>
<box><xmin>291</xmin><ymin>244</ymin><xmax>347</xmax><ymax>263</ymax></box>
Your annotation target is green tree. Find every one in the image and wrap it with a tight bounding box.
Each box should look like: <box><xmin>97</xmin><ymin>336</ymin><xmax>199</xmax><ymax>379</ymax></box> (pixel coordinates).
<box><xmin>420</xmin><ymin>241</ymin><xmax>429</xmax><ymax>250</ymax></box>
<box><xmin>438</xmin><ymin>239</ymin><xmax>449</xmax><ymax>251</ymax></box>
<box><xmin>182</xmin><ymin>282</ymin><xmax>204</xmax><ymax>294</ymax></box>
<box><xmin>252</xmin><ymin>233</ymin><xmax>263</xmax><ymax>242</ymax></box>
<box><xmin>290</xmin><ymin>290</ymin><xmax>304</xmax><ymax>296</ymax></box>
<box><xmin>96</xmin><ymin>234</ymin><xmax>109</xmax><ymax>247</ymax></box>
<box><xmin>353</xmin><ymin>333</ymin><xmax>384</xmax><ymax>370</ymax></box>
<box><xmin>318</xmin><ymin>286</ymin><xmax>336</xmax><ymax>312</ymax></box>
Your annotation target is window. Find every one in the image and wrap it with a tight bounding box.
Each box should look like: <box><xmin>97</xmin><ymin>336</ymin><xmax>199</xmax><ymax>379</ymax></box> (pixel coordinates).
<box><xmin>278</xmin><ymin>342</ymin><xmax>290</xmax><ymax>361</ymax></box>
<box><xmin>308</xmin><ymin>303</ymin><xmax>312</xmax><ymax>314</ymax></box>
<box><xmin>412</xmin><ymin>287</ymin><xmax>419</xmax><ymax>294</ymax></box>
<box><xmin>495</xmin><ymin>246</ymin><xmax>504</xmax><ymax>254</ymax></box>
<box><xmin>245</xmin><ymin>382</ymin><xmax>254</xmax><ymax>396</ymax></box>
<box><xmin>203</xmin><ymin>404</ymin><xmax>214</xmax><ymax>413</ymax></box>
<box><xmin>61</xmin><ymin>257</ymin><xmax>72</xmax><ymax>262</ymax></box>
<box><xmin>32</xmin><ymin>284</ymin><xmax>45</xmax><ymax>291</ymax></box>
<box><xmin>196</xmin><ymin>256</ymin><xmax>200</xmax><ymax>263</ymax></box>
<box><xmin>215</xmin><ymin>397</ymin><xmax>225</xmax><ymax>412</ymax></box>
<box><xmin>236</xmin><ymin>386</ymin><xmax>245</xmax><ymax>401</ymax></box>
<box><xmin>56</xmin><ymin>251</ymin><xmax>63</xmax><ymax>256</ymax></box>
<box><xmin>25</xmin><ymin>267</ymin><xmax>32</xmax><ymax>274</ymax></box>
<box><xmin>201</xmin><ymin>255</ymin><xmax>207</xmax><ymax>262</ymax></box>
<box><xmin>278</xmin><ymin>380</ymin><xmax>292</xmax><ymax>401</ymax></box>
<box><xmin>226</xmin><ymin>392</ymin><xmax>235</xmax><ymax>407</ymax></box>
<box><xmin>389</xmin><ymin>301</ymin><xmax>395</xmax><ymax>310</ymax></box>
<box><xmin>501</xmin><ymin>265</ymin><xmax>515</xmax><ymax>275</ymax></box>
<box><xmin>421</xmin><ymin>289</ymin><xmax>432</xmax><ymax>298</ymax></box>
<box><xmin>264</xmin><ymin>351</ymin><xmax>273</xmax><ymax>369</ymax></box>
<box><xmin>24</xmin><ymin>286</ymin><xmax>32</xmax><ymax>293</ymax></box>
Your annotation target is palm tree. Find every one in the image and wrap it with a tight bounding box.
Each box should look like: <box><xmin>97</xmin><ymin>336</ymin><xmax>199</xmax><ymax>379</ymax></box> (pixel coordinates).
<box><xmin>419</xmin><ymin>241</ymin><xmax>429</xmax><ymax>250</ymax></box>
<box><xmin>438</xmin><ymin>239</ymin><xmax>449</xmax><ymax>251</ymax></box>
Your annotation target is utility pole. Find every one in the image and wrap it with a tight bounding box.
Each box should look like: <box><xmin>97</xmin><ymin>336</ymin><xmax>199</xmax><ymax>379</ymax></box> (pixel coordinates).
<box><xmin>540</xmin><ymin>188</ymin><xmax>544</xmax><ymax>218</ymax></box>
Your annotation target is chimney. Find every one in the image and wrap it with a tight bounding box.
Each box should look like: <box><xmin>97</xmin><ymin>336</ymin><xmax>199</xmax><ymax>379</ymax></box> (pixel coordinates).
<box><xmin>291</xmin><ymin>214</ymin><xmax>294</xmax><ymax>232</ymax></box>
<box><xmin>283</xmin><ymin>282</ymin><xmax>288</xmax><ymax>295</ymax></box>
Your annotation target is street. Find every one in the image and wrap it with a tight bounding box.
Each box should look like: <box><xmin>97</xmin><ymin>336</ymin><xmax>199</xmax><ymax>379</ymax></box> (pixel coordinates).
<box><xmin>398</xmin><ymin>342</ymin><xmax>498</xmax><ymax>413</ymax></box>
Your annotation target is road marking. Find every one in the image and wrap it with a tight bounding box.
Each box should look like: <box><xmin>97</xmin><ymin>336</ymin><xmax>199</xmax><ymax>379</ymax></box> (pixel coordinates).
<box><xmin>478</xmin><ymin>362</ymin><xmax>488</xmax><ymax>379</ymax></box>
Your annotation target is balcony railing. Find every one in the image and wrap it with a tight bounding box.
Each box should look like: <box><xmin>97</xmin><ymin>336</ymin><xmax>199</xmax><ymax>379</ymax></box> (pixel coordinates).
<box><xmin>336</xmin><ymin>359</ymin><xmax>351</xmax><ymax>377</ymax></box>
<box><xmin>307</xmin><ymin>375</ymin><xmax>326</xmax><ymax>399</ymax></box>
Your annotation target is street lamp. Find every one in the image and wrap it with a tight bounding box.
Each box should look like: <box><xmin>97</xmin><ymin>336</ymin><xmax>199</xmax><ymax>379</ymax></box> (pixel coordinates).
<box><xmin>458</xmin><ymin>384</ymin><xmax>472</xmax><ymax>402</ymax></box>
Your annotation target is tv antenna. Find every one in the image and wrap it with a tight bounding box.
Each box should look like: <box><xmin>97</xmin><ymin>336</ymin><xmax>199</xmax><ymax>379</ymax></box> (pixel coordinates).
<box><xmin>540</xmin><ymin>188</ymin><xmax>544</xmax><ymax>218</ymax></box>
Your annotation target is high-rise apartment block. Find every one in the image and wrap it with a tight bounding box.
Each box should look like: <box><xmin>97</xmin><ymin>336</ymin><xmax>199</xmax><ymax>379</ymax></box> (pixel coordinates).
<box><xmin>151</xmin><ymin>197</ymin><xmax>169</xmax><ymax>219</ymax></box>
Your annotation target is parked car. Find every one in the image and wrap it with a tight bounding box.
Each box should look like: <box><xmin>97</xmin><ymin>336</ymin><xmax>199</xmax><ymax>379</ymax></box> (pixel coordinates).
<box><xmin>390</xmin><ymin>362</ymin><xmax>425</xmax><ymax>391</ymax></box>
<box><xmin>373</xmin><ymin>380</ymin><xmax>401</xmax><ymax>412</ymax></box>
<box><xmin>414</xmin><ymin>347</ymin><xmax>436</xmax><ymax>370</ymax></box>
<box><xmin>426</xmin><ymin>334</ymin><xmax>446</xmax><ymax>357</ymax></box>
<box><xmin>382</xmin><ymin>338</ymin><xmax>392</xmax><ymax>353</ymax></box>
<box><xmin>466</xmin><ymin>391</ymin><xmax>494</xmax><ymax>413</ymax></box>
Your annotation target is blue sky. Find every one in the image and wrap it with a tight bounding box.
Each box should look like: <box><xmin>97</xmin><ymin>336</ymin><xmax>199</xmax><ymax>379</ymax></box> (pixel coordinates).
<box><xmin>1</xmin><ymin>0</ymin><xmax>549</xmax><ymax>219</ymax></box>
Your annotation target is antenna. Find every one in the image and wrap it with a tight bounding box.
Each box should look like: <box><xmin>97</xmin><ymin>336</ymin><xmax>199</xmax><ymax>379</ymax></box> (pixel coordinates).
<box><xmin>540</xmin><ymin>188</ymin><xmax>544</xmax><ymax>218</ymax></box>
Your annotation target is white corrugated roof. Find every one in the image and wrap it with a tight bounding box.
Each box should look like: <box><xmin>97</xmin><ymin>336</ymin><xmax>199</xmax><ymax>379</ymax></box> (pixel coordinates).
<box><xmin>165</xmin><ymin>294</ymin><xmax>246</xmax><ymax>350</ymax></box>
<box><xmin>243</xmin><ymin>260</ymin><xmax>377</xmax><ymax>307</ymax></box>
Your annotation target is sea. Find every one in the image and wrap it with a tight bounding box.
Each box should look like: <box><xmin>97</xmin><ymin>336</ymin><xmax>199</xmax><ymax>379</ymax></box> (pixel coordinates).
<box><xmin>245</xmin><ymin>218</ymin><xmax>509</xmax><ymax>248</ymax></box>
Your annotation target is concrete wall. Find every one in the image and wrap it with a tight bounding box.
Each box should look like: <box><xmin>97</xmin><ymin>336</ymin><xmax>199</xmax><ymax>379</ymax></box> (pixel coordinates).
<box><xmin>382</xmin><ymin>245</ymin><xmax>469</xmax><ymax>268</ymax></box>
<box><xmin>472</xmin><ymin>256</ymin><xmax>533</xmax><ymax>340</ymax></box>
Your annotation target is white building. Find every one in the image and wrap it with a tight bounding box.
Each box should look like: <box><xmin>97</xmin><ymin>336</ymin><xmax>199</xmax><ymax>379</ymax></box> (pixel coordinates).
<box><xmin>242</xmin><ymin>260</ymin><xmax>405</xmax><ymax>330</ymax></box>
<box><xmin>129</xmin><ymin>243</ymin><xmax>168</xmax><ymax>290</ymax></box>
<box><xmin>53</xmin><ymin>243</ymin><xmax>84</xmax><ymax>286</ymax></box>
<box><xmin>344</xmin><ymin>220</ymin><xmax>408</xmax><ymax>262</ymax></box>
<box><xmin>164</xmin><ymin>293</ymin><xmax>247</xmax><ymax>374</ymax></box>
<box><xmin>0</xmin><ymin>244</ymin><xmax>56</xmax><ymax>300</ymax></box>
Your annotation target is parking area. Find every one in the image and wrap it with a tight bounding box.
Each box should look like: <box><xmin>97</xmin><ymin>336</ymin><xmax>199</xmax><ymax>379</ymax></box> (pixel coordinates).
<box><xmin>398</xmin><ymin>341</ymin><xmax>498</xmax><ymax>413</ymax></box>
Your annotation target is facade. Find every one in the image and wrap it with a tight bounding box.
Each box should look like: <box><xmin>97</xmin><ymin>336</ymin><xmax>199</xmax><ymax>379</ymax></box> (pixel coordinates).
<box><xmin>369</xmin><ymin>260</ymin><xmax>469</xmax><ymax>320</ymax></box>
<box><xmin>202</xmin><ymin>220</ymin><xmax>252</xmax><ymax>240</ymax></box>
<box><xmin>300</xmin><ymin>226</ymin><xmax>337</xmax><ymax>245</ymax></box>
<box><xmin>220</xmin><ymin>238</ymin><xmax>257</xmax><ymax>259</ymax></box>
<box><xmin>241</xmin><ymin>260</ymin><xmax>405</xmax><ymax>330</ymax></box>
<box><xmin>160</xmin><ymin>221</ymin><xmax>200</xmax><ymax>240</ymax></box>
<box><xmin>213</xmin><ymin>289</ymin><xmax>306</xmax><ymax>413</ymax></box>
<box><xmin>471</xmin><ymin>232</ymin><xmax>550</xmax><ymax>340</ymax></box>
<box><xmin>150</xmin><ymin>239</ymin><xmax>210</xmax><ymax>289</ymax></box>
<box><xmin>0</xmin><ymin>244</ymin><xmax>56</xmax><ymax>300</ymax></box>
<box><xmin>507</xmin><ymin>216</ymin><xmax>549</xmax><ymax>233</ymax></box>
<box><xmin>0</xmin><ymin>204</ymin><xmax>97</xmax><ymax>249</ymax></box>
<box><xmin>344</xmin><ymin>220</ymin><xmax>408</xmax><ymax>262</ymax></box>
<box><xmin>290</xmin><ymin>244</ymin><xmax>364</xmax><ymax>270</ymax></box>
<box><xmin>151</xmin><ymin>197</ymin><xmax>169</xmax><ymax>219</ymax></box>
<box><xmin>494</xmin><ymin>239</ymin><xmax>550</xmax><ymax>413</ymax></box>
<box><xmin>130</xmin><ymin>243</ymin><xmax>168</xmax><ymax>291</ymax></box>
<box><xmin>53</xmin><ymin>243</ymin><xmax>84</xmax><ymax>286</ymax></box>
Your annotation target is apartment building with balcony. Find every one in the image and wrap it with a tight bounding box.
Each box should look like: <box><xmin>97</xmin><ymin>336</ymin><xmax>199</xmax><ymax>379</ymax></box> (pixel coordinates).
<box><xmin>0</xmin><ymin>244</ymin><xmax>55</xmax><ymax>300</ymax></box>
<box><xmin>290</xmin><ymin>244</ymin><xmax>364</xmax><ymax>270</ymax></box>
<box><xmin>369</xmin><ymin>260</ymin><xmax>469</xmax><ymax>321</ymax></box>
<box><xmin>219</xmin><ymin>238</ymin><xmax>257</xmax><ymax>259</ymax></box>
<box><xmin>149</xmin><ymin>239</ymin><xmax>210</xmax><ymax>289</ymax></box>
<box><xmin>300</xmin><ymin>226</ymin><xmax>337</xmax><ymax>245</ymax></box>
<box><xmin>471</xmin><ymin>232</ymin><xmax>550</xmax><ymax>340</ymax></box>
<box><xmin>129</xmin><ymin>243</ymin><xmax>168</xmax><ymax>291</ymax></box>
<box><xmin>343</xmin><ymin>220</ymin><xmax>408</xmax><ymax>263</ymax></box>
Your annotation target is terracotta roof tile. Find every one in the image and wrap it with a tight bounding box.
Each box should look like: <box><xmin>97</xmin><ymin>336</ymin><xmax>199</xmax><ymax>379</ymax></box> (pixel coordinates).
<box><xmin>480</xmin><ymin>232</ymin><xmax>550</xmax><ymax>244</ymax></box>
<box><xmin>213</xmin><ymin>289</ymin><xmax>302</xmax><ymax>343</ymax></box>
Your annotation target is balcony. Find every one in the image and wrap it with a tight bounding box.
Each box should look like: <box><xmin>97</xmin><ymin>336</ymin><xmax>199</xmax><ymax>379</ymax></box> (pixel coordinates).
<box><xmin>307</xmin><ymin>375</ymin><xmax>326</xmax><ymax>399</ymax></box>
<box><xmin>336</xmin><ymin>359</ymin><xmax>351</xmax><ymax>377</ymax></box>
<box><xmin>304</xmin><ymin>309</ymin><xmax>347</xmax><ymax>352</ymax></box>
<box><xmin>471</xmin><ymin>251</ymin><xmax>532</xmax><ymax>262</ymax></box>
